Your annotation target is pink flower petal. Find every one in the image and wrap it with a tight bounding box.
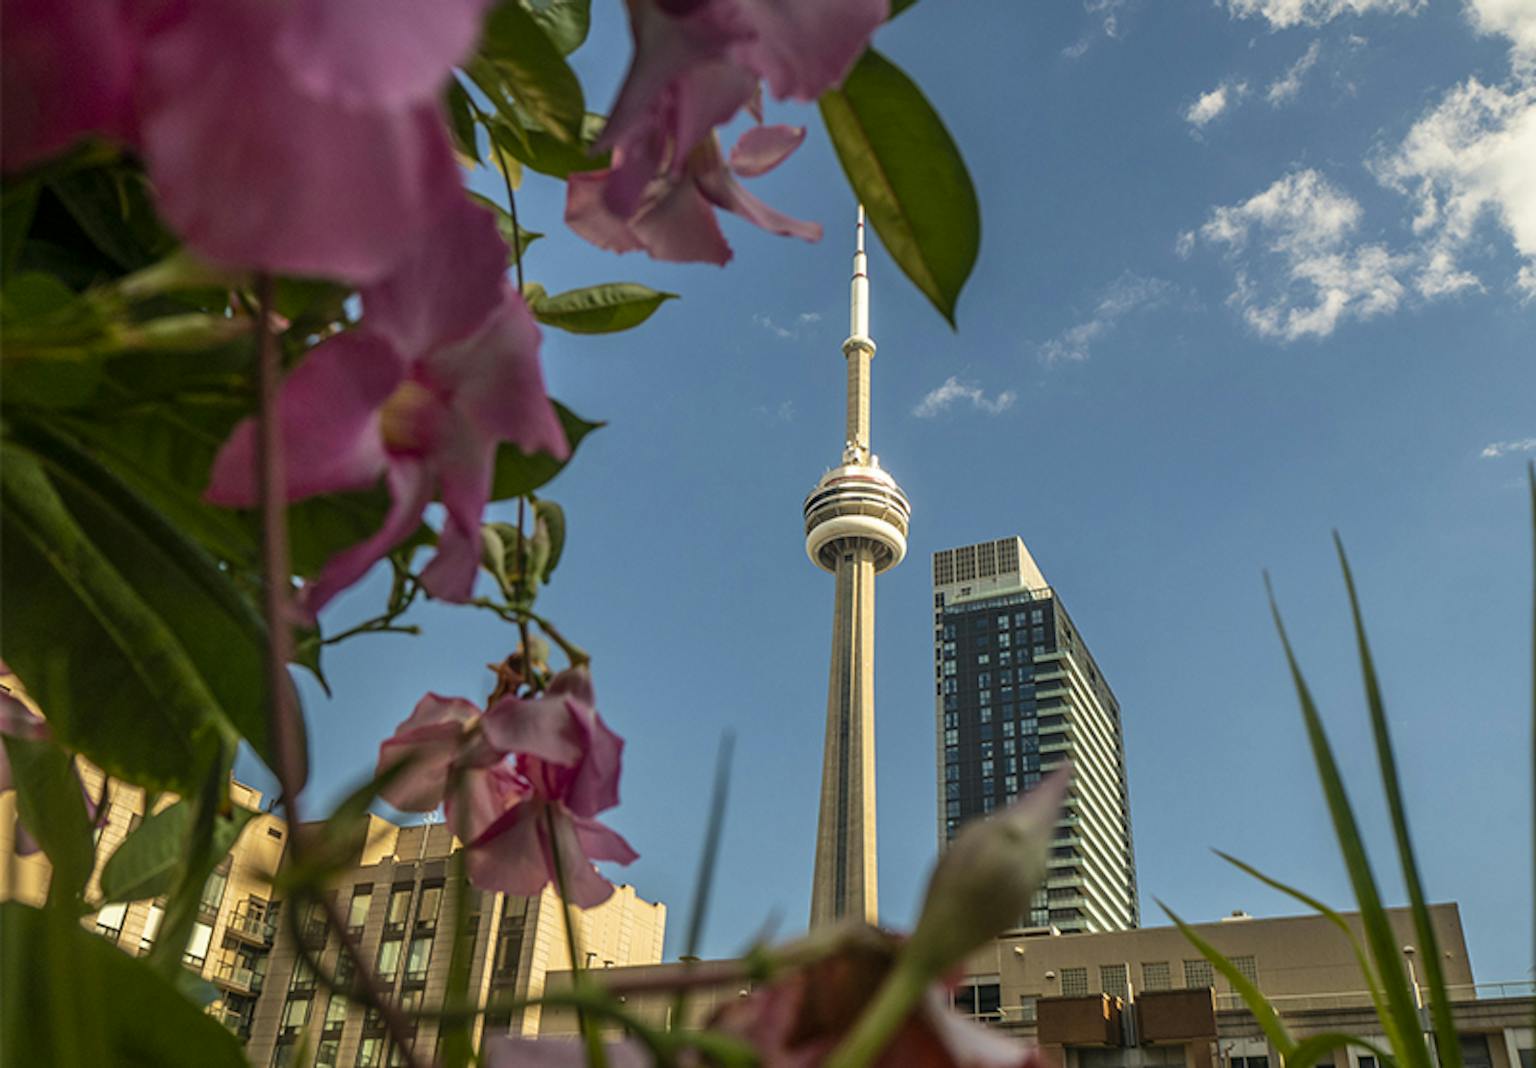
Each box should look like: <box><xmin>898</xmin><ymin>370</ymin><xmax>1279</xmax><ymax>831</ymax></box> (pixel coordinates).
<box><xmin>298</xmin><ymin>459</ymin><xmax>435</xmax><ymax>620</ymax></box>
<box><xmin>417</xmin><ymin>419</ymin><xmax>496</xmax><ymax>603</ymax></box>
<box><xmin>205</xmin><ymin>331</ymin><xmax>403</xmax><ymax>508</ymax></box>
<box><xmin>548</xmin><ymin>808</ymin><xmax>619</xmax><ymax>907</ymax></box>
<box><xmin>424</xmin><ymin>291</ymin><xmax>569</xmax><ymax>459</ymax></box>
<box><xmin>277</xmin><ymin>0</ymin><xmax>491</xmax><ymax>110</ymax></box>
<box><xmin>480</xmin><ymin>695</ymin><xmax>585</xmax><ymax>768</ymax></box>
<box><xmin>919</xmin><ymin>987</ymin><xmax>1042</xmax><ymax>1067</ymax></box>
<box><xmin>362</xmin><ymin>194</ymin><xmax>510</xmax><ymax>359</ymax></box>
<box><xmin>566</xmin><ymin>169</ymin><xmax>647</xmax><ymax>255</ymax></box>
<box><xmin>466</xmin><ymin>799</ymin><xmax>553</xmax><ymax>897</ymax></box>
<box><xmin>545</xmin><ymin>666</ymin><xmax>595</xmax><ymax>709</ymax></box>
<box><xmin>696</xmin><ymin>157</ymin><xmax>821</xmax><ymax>243</ymax></box>
<box><xmin>0</xmin><ymin>0</ymin><xmax>137</xmax><ymax>172</ymax></box>
<box><xmin>570</xmin><ymin>813</ymin><xmax>638</xmax><ymax>866</ymax></box>
<box><xmin>734</xmin><ymin>0</ymin><xmax>889</xmax><ymax>102</ymax></box>
<box><xmin>631</xmin><ymin>176</ymin><xmax>733</xmax><ymax>264</ymax></box>
<box><xmin>729</xmin><ymin>124</ymin><xmax>805</xmax><ymax>178</ymax></box>
<box><xmin>446</xmin><ymin>763</ymin><xmax>526</xmax><ymax>844</ymax></box>
<box><xmin>140</xmin><ymin>0</ymin><xmax>462</xmax><ymax>281</ymax></box>
<box><xmin>563</xmin><ymin>705</ymin><xmax>624</xmax><ymax>819</ymax></box>
<box><xmin>376</xmin><ymin>693</ymin><xmax>480</xmax><ymax>811</ymax></box>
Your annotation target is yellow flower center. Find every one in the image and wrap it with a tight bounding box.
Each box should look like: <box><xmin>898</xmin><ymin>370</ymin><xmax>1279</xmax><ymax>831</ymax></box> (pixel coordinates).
<box><xmin>378</xmin><ymin>381</ymin><xmax>437</xmax><ymax>453</ymax></box>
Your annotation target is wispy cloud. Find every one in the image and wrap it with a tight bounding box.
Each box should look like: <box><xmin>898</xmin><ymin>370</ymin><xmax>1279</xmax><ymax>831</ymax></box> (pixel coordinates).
<box><xmin>1481</xmin><ymin>438</ymin><xmax>1536</xmax><ymax>458</ymax></box>
<box><xmin>913</xmin><ymin>377</ymin><xmax>1017</xmax><ymax>418</ymax></box>
<box><xmin>1222</xmin><ymin>0</ymin><xmax>1423</xmax><ymax>30</ymax></box>
<box><xmin>1064</xmin><ymin>0</ymin><xmax>1132</xmax><ymax>58</ymax></box>
<box><xmin>756</xmin><ymin>400</ymin><xmax>797</xmax><ymax>424</ymax></box>
<box><xmin>753</xmin><ymin>311</ymin><xmax>822</xmax><ymax>339</ymax></box>
<box><xmin>1039</xmin><ymin>273</ymin><xmax>1173</xmax><ymax>362</ymax></box>
<box><xmin>1267</xmin><ymin>40</ymin><xmax>1322</xmax><ymax>104</ymax></box>
<box><xmin>1185</xmin><ymin>80</ymin><xmax>1248</xmax><ymax>131</ymax></box>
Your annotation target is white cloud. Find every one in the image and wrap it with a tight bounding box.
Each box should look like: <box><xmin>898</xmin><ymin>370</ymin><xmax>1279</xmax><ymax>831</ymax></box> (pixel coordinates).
<box><xmin>1222</xmin><ymin>0</ymin><xmax>1423</xmax><ymax>29</ymax></box>
<box><xmin>797</xmin><ymin>311</ymin><xmax>822</xmax><ymax>324</ymax></box>
<box><xmin>1039</xmin><ymin>273</ymin><xmax>1173</xmax><ymax>362</ymax></box>
<box><xmin>1267</xmin><ymin>41</ymin><xmax>1323</xmax><ymax>104</ymax></box>
<box><xmin>1065</xmin><ymin>0</ymin><xmax>1130</xmax><ymax>58</ymax></box>
<box><xmin>1464</xmin><ymin>0</ymin><xmax>1536</xmax><ymax>70</ymax></box>
<box><xmin>1175</xmin><ymin>230</ymin><xmax>1197</xmax><ymax>258</ymax></box>
<box><xmin>1197</xmin><ymin>169</ymin><xmax>1410</xmax><ymax>340</ymax></box>
<box><xmin>1372</xmin><ymin>76</ymin><xmax>1536</xmax><ymax>299</ymax></box>
<box><xmin>1186</xmin><ymin>81</ymin><xmax>1248</xmax><ymax>129</ymax></box>
<box><xmin>1480</xmin><ymin>437</ymin><xmax>1536</xmax><ymax>458</ymax></box>
<box><xmin>912</xmin><ymin>377</ymin><xmax>1017</xmax><ymax>418</ymax></box>
<box><xmin>753</xmin><ymin>311</ymin><xmax>822</xmax><ymax>339</ymax></box>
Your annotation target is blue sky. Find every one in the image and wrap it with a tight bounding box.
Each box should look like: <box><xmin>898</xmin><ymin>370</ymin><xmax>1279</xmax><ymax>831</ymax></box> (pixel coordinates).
<box><xmin>242</xmin><ymin>0</ymin><xmax>1535</xmax><ymax>985</ymax></box>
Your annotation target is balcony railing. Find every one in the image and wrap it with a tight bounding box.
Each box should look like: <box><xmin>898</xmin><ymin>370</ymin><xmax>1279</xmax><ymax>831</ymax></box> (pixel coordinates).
<box><xmin>212</xmin><ymin>955</ymin><xmax>265</xmax><ymax>995</ymax></box>
<box><xmin>208</xmin><ymin>1004</ymin><xmax>252</xmax><ymax>1041</ymax></box>
<box><xmin>225</xmin><ymin>907</ymin><xmax>276</xmax><ymax>946</ymax></box>
<box><xmin>1214</xmin><ymin>980</ymin><xmax>1536</xmax><ymax>1014</ymax></box>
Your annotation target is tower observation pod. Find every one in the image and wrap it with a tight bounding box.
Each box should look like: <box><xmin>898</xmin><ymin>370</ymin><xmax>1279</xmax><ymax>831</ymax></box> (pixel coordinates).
<box><xmin>804</xmin><ymin>208</ymin><xmax>910</xmax><ymax>930</ymax></box>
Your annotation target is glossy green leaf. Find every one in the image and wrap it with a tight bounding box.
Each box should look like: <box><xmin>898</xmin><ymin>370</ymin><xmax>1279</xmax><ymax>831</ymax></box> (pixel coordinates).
<box><xmin>2</xmin><ymin>179</ymin><xmax>39</xmax><ymax>278</ymax></box>
<box><xmin>530</xmin><ymin>283</ymin><xmax>676</xmax><ymax>334</ymax></box>
<box><xmin>49</xmin><ymin>165</ymin><xmax>173</xmax><ymax>272</ymax></box>
<box><xmin>889</xmin><ymin>0</ymin><xmax>919</xmax><ymax>15</ymax></box>
<box><xmin>1266</xmin><ymin>579</ymin><xmax>1433</xmax><ymax>1068</ymax></box>
<box><xmin>99</xmin><ymin>800</ymin><xmax>255</xmax><ymax>904</ymax></box>
<box><xmin>522</xmin><ymin>0</ymin><xmax>590</xmax><ymax>53</ymax></box>
<box><xmin>1334</xmin><ymin>536</ymin><xmax>1463</xmax><ymax>1068</ymax></box>
<box><xmin>819</xmin><ymin>49</ymin><xmax>979</xmax><ymax>327</ymax></box>
<box><xmin>468</xmin><ymin>192</ymin><xmax>542</xmax><ymax>260</ymax></box>
<box><xmin>491</xmin><ymin>402</ymin><xmax>602</xmax><ymax>500</ymax></box>
<box><xmin>492</xmin><ymin>114</ymin><xmax>609</xmax><ymax>178</ymax></box>
<box><xmin>1</xmin><ymin>902</ymin><xmax>249</xmax><ymax>1068</ymax></box>
<box><xmin>445</xmin><ymin>79</ymin><xmax>482</xmax><ymax>163</ymax></box>
<box><xmin>1163</xmin><ymin>903</ymin><xmax>1295</xmax><ymax>1057</ymax></box>
<box><xmin>0</xmin><ymin>270</ymin><xmax>107</xmax><ymax>350</ymax></box>
<box><xmin>534</xmin><ymin>498</ymin><xmax>566</xmax><ymax>581</ymax></box>
<box><xmin>2</xmin><ymin>734</ymin><xmax>96</xmax><ymax>901</ymax></box>
<box><xmin>478</xmin><ymin>0</ymin><xmax>585</xmax><ymax>142</ymax></box>
<box><xmin>1290</xmin><ymin>1033</ymin><xmax>1397</xmax><ymax>1068</ymax></box>
<box><xmin>145</xmin><ymin>754</ymin><xmax>229</xmax><ymax>976</ymax></box>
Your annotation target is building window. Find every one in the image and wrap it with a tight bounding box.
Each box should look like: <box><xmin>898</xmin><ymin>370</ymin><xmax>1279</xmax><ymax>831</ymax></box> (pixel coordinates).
<box><xmin>356</xmin><ymin>1037</ymin><xmax>384</xmax><ymax>1068</ymax></box>
<box><xmin>943</xmin><ymin>660</ymin><xmax>957</xmax><ymax>676</ymax></box>
<box><xmin>405</xmin><ymin>936</ymin><xmax>433</xmax><ymax>982</ymax></box>
<box><xmin>1142</xmin><ymin>961</ymin><xmax>1171</xmax><ymax>991</ymax></box>
<box><xmin>1002</xmin><ymin>720</ymin><xmax>1014</xmax><ymax>737</ymax></box>
<box><xmin>943</xmin><ymin>712</ymin><xmax>958</xmax><ymax>729</ymax></box>
<box><xmin>982</xmin><ymin>796</ymin><xmax>995</xmax><ymax>812</ymax></box>
<box><xmin>953</xmin><ymin>982</ymin><xmax>1001</xmax><ymax>1019</ymax></box>
<box><xmin>979</xmin><ymin>690</ymin><xmax>992</xmax><ymax>705</ymax></box>
<box><xmin>377</xmin><ymin>938</ymin><xmax>403</xmax><ymax>981</ymax></box>
<box><xmin>945</xmin><ymin>764</ymin><xmax>959</xmax><ymax>782</ymax></box>
<box><xmin>1183</xmin><ymin>959</ymin><xmax>1215</xmax><ymax>989</ymax></box>
<box><xmin>1100</xmin><ymin>964</ymin><xmax>1128</xmax><ymax>999</ymax></box>
<box><xmin>184</xmin><ymin>921</ymin><xmax>214</xmax><ymax>967</ymax></box>
<box><xmin>976</xmin><ymin>653</ymin><xmax>990</xmax><ymax>666</ymax></box>
<box><xmin>981</xmin><ymin>760</ymin><xmax>993</xmax><ymax>777</ymax></box>
<box><xmin>977</xmin><ymin>672</ymin><xmax>991</xmax><ymax>688</ymax></box>
<box><xmin>1060</xmin><ymin>967</ymin><xmax>1089</xmax><ymax>997</ymax></box>
<box><xmin>316</xmin><ymin>1040</ymin><xmax>341</xmax><ymax>1068</ymax></box>
<box><xmin>979</xmin><ymin>706</ymin><xmax>992</xmax><ymax>724</ymax></box>
<box><xmin>281</xmin><ymin>997</ymin><xmax>312</xmax><ymax>1031</ymax></box>
<box><xmin>980</xmin><ymin>742</ymin><xmax>993</xmax><ymax>759</ymax></box>
<box><xmin>348</xmin><ymin>888</ymin><xmax>372</xmax><ymax>931</ymax></box>
<box><xmin>386</xmin><ymin>888</ymin><xmax>412</xmax><ymax>930</ymax></box>
<box><xmin>1231</xmin><ymin>955</ymin><xmax>1258</xmax><ymax>987</ymax></box>
<box><xmin>323</xmin><ymin>995</ymin><xmax>349</xmax><ymax>1036</ymax></box>
<box><xmin>945</xmin><ymin>747</ymin><xmax>959</xmax><ymax>766</ymax></box>
<box><xmin>943</xmin><ymin>679</ymin><xmax>957</xmax><ymax>695</ymax></box>
<box><xmin>944</xmin><ymin>729</ymin><xmax>958</xmax><ymax>746</ymax></box>
<box><xmin>290</xmin><ymin>957</ymin><xmax>317</xmax><ymax>993</ymax></box>
<box><xmin>95</xmin><ymin>902</ymin><xmax>127</xmax><ymax>942</ymax></box>
<box><xmin>1003</xmin><ymin>739</ymin><xmax>1016</xmax><ymax>756</ymax></box>
<box><xmin>1005</xmin><ymin>775</ymin><xmax>1018</xmax><ymax>794</ymax></box>
<box><xmin>139</xmin><ymin>903</ymin><xmax>164</xmax><ymax>951</ymax></box>
<box><xmin>1234</xmin><ymin>1058</ymin><xmax>1271</xmax><ymax>1068</ymax></box>
<box><xmin>1031</xmin><ymin>609</ymin><xmax>1044</xmax><ymax>623</ymax></box>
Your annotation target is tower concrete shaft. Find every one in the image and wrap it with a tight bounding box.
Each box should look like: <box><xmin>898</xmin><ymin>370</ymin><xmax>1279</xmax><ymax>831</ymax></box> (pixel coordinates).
<box><xmin>804</xmin><ymin>208</ymin><xmax>909</xmax><ymax>929</ymax></box>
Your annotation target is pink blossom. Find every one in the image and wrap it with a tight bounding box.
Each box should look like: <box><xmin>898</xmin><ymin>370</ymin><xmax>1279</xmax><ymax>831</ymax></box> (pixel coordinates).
<box><xmin>469</xmin><ymin>667</ymin><xmax>636</xmax><ymax>908</ymax></box>
<box><xmin>205</xmin><ymin>196</ymin><xmax>568</xmax><ymax>618</ymax></box>
<box><xmin>2</xmin><ymin>0</ymin><xmax>488</xmax><ymax>281</ymax></box>
<box><xmin>567</xmin><ymin>125</ymin><xmax>817</xmax><ymax>265</ymax></box>
<box><xmin>569</xmin><ymin>0</ymin><xmax>885</xmax><ymax>261</ymax></box>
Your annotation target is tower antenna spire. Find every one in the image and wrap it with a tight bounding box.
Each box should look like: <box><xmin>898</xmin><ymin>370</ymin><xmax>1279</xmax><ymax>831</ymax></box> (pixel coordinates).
<box><xmin>849</xmin><ymin>205</ymin><xmax>870</xmax><ymax>350</ymax></box>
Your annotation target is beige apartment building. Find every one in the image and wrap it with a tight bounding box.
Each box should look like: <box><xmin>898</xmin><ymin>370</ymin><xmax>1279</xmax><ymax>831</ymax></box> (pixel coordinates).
<box><xmin>539</xmin><ymin>905</ymin><xmax>1533</xmax><ymax>1068</ymax></box>
<box><xmin>1</xmin><ymin>769</ymin><xmax>666</xmax><ymax>1068</ymax></box>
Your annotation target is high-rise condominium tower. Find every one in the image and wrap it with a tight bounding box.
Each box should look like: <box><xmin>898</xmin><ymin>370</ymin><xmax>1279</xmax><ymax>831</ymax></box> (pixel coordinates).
<box><xmin>932</xmin><ymin>537</ymin><xmax>1137</xmax><ymax>933</ymax></box>
<box><xmin>803</xmin><ymin>210</ymin><xmax>911</xmax><ymax>929</ymax></box>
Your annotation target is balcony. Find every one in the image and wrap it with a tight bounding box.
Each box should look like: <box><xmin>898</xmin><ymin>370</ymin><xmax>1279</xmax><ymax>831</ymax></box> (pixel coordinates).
<box><xmin>225</xmin><ymin>907</ymin><xmax>276</xmax><ymax>946</ymax></box>
<box><xmin>212</xmin><ymin>955</ymin><xmax>265</xmax><ymax>996</ymax></box>
<box><xmin>1137</xmin><ymin>988</ymin><xmax>1217</xmax><ymax>1043</ymax></box>
<box><xmin>208</xmin><ymin>1004</ymin><xmax>253</xmax><ymax>1042</ymax></box>
<box><xmin>1037</xmin><ymin>993</ymin><xmax>1122</xmax><ymax>1047</ymax></box>
<box><xmin>300</xmin><ymin>918</ymin><xmax>329</xmax><ymax>951</ymax></box>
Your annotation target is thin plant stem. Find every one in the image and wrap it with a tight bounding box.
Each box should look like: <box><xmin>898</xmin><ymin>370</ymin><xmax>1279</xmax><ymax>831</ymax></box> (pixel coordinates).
<box><xmin>252</xmin><ymin>276</ymin><xmax>427</xmax><ymax>1068</ymax></box>
<box><xmin>671</xmin><ymin>732</ymin><xmax>734</xmax><ymax>1032</ymax></box>
<box><xmin>459</xmin><ymin>84</ymin><xmax>525</xmax><ymax>293</ymax></box>
<box><xmin>545</xmin><ymin>806</ymin><xmax>606</xmax><ymax>1068</ymax></box>
<box><xmin>516</xmin><ymin>496</ymin><xmax>534</xmax><ymax>668</ymax></box>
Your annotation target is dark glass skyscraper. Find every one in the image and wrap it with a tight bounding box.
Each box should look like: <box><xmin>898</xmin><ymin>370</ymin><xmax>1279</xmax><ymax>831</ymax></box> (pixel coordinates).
<box><xmin>932</xmin><ymin>537</ymin><xmax>1138</xmax><ymax>932</ymax></box>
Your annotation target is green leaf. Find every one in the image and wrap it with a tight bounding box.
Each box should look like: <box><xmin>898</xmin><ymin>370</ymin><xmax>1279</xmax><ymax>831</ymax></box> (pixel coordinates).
<box><xmin>1162</xmin><ymin>903</ymin><xmax>1295</xmax><ymax>1058</ymax></box>
<box><xmin>819</xmin><ymin>49</ymin><xmax>979</xmax><ymax>327</ymax></box>
<box><xmin>522</xmin><ymin>0</ymin><xmax>590</xmax><ymax>54</ymax></box>
<box><xmin>145</xmin><ymin>753</ymin><xmax>230</xmax><ymax>977</ymax></box>
<box><xmin>0</xmin><ymin>270</ymin><xmax>107</xmax><ymax>350</ymax></box>
<box><xmin>0</xmin><ymin>901</ymin><xmax>249</xmax><ymax>1068</ymax></box>
<box><xmin>533</xmin><ymin>499</ymin><xmax>566</xmax><ymax>581</ymax></box>
<box><xmin>490</xmin><ymin>402</ymin><xmax>602</xmax><ymax>500</ymax></box>
<box><xmin>1</xmin><ymin>734</ymin><xmax>96</xmax><ymax>901</ymax></box>
<box><xmin>1265</xmin><ymin>578</ymin><xmax>1433</xmax><ymax>1068</ymax></box>
<box><xmin>530</xmin><ymin>283</ymin><xmax>676</xmax><ymax>334</ymax></box>
<box><xmin>468</xmin><ymin>192</ymin><xmax>543</xmax><ymax>261</ymax></box>
<box><xmin>445</xmin><ymin>79</ymin><xmax>482</xmax><ymax>163</ymax></box>
<box><xmin>478</xmin><ymin>0</ymin><xmax>585</xmax><ymax>142</ymax></box>
<box><xmin>2</xmin><ymin>180</ymin><xmax>39</xmax><ymax>278</ymax></box>
<box><xmin>889</xmin><ymin>0</ymin><xmax>919</xmax><ymax>15</ymax></box>
<box><xmin>1334</xmin><ymin>536</ymin><xmax>1463</xmax><ymax>1068</ymax></box>
<box><xmin>491</xmin><ymin>115</ymin><xmax>609</xmax><ymax>178</ymax></box>
<box><xmin>48</xmin><ymin>165</ymin><xmax>173</xmax><ymax>272</ymax></box>
<box><xmin>0</xmin><ymin>425</ymin><xmax>296</xmax><ymax>794</ymax></box>
<box><xmin>99</xmin><ymin>800</ymin><xmax>255</xmax><ymax>904</ymax></box>
<box><xmin>1290</xmin><ymin>1033</ymin><xmax>1397</xmax><ymax>1068</ymax></box>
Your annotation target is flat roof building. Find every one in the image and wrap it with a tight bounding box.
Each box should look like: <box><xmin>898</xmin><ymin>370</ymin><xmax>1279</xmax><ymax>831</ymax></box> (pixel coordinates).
<box><xmin>933</xmin><ymin>536</ymin><xmax>1138</xmax><ymax>932</ymax></box>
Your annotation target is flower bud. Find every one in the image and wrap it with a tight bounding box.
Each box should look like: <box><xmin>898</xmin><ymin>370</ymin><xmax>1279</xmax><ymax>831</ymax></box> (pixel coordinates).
<box><xmin>903</xmin><ymin>766</ymin><xmax>1072</xmax><ymax>979</ymax></box>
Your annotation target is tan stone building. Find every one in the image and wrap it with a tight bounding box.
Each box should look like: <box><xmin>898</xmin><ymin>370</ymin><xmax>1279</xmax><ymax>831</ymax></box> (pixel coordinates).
<box><xmin>1</xmin><ymin>770</ymin><xmax>666</xmax><ymax>1068</ymax></box>
<box><xmin>538</xmin><ymin>905</ymin><xmax>1533</xmax><ymax>1068</ymax></box>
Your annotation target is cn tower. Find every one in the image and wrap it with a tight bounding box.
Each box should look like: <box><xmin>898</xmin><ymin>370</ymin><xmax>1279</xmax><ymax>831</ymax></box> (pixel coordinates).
<box><xmin>804</xmin><ymin>209</ymin><xmax>912</xmax><ymax>929</ymax></box>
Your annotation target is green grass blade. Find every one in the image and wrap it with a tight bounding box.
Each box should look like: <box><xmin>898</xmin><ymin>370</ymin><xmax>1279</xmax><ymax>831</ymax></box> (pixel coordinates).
<box><xmin>1214</xmin><ymin>850</ymin><xmax>1403</xmax><ymax>1054</ymax></box>
<box><xmin>1161</xmin><ymin>902</ymin><xmax>1294</xmax><ymax>1058</ymax></box>
<box><xmin>1291</xmin><ymin>1032</ymin><xmax>1399</xmax><ymax>1068</ymax></box>
<box><xmin>1265</xmin><ymin>577</ymin><xmax>1432</xmax><ymax>1068</ymax></box>
<box><xmin>1334</xmin><ymin>536</ymin><xmax>1462</xmax><ymax>1068</ymax></box>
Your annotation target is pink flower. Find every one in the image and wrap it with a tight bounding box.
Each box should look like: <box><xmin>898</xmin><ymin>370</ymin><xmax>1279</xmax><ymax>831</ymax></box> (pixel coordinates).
<box><xmin>568</xmin><ymin>0</ymin><xmax>885</xmax><ymax>261</ymax></box>
<box><xmin>373</xmin><ymin>668</ymin><xmax>635</xmax><ymax>908</ymax></box>
<box><xmin>567</xmin><ymin>124</ymin><xmax>817</xmax><ymax>264</ymax></box>
<box><xmin>469</xmin><ymin>667</ymin><xmax>636</xmax><ymax>908</ymax></box>
<box><xmin>3</xmin><ymin>0</ymin><xmax>489</xmax><ymax>281</ymax></box>
<box><xmin>206</xmin><ymin>196</ymin><xmax>568</xmax><ymax>618</ymax></box>
<box><xmin>486</xmin><ymin>1036</ymin><xmax>648</xmax><ymax>1068</ymax></box>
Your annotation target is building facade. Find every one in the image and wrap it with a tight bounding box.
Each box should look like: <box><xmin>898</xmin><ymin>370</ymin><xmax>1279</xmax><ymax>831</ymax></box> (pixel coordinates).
<box><xmin>933</xmin><ymin>536</ymin><xmax>1138</xmax><ymax>932</ymax></box>
<box><xmin>1</xmin><ymin>768</ymin><xmax>665</xmax><ymax>1067</ymax></box>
